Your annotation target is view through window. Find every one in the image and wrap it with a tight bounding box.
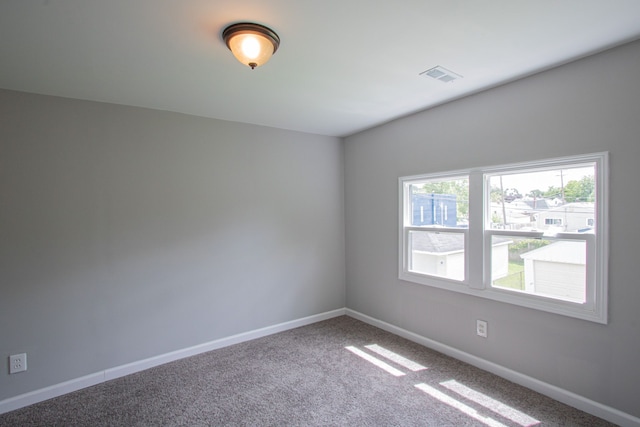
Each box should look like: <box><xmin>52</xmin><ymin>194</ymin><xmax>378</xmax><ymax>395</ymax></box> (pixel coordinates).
<box><xmin>486</xmin><ymin>165</ymin><xmax>596</xmax><ymax>303</ymax></box>
<box><xmin>400</xmin><ymin>153</ymin><xmax>608</xmax><ymax>323</ymax></box>
<box><xmin>406</xmin><ymin>176</ymin><xmax>468</xmax><ymax>282</ymax></box>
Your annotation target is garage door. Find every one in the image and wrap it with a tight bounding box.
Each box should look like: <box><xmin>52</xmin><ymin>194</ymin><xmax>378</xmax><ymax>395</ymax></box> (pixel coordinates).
<box><xmin>534</xmin><ymin>260</ymin><xmax>586</xmax><ymax>302</ymax></box>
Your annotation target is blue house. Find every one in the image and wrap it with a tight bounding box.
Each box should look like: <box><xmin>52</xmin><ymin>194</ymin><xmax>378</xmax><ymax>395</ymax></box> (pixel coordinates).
<box><xmin>412</xmin><ymin>193</ymin><xmax>457</xmax><ymax>227</ymax></box>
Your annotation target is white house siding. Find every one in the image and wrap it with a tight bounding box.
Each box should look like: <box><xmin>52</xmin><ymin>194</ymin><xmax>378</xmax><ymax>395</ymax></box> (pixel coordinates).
<box><xmin>492</xmin><ymin>244</ymin><xmax>510</xmax><ymax>280</ymax></box>
<box><xmin>521</xmin><ymin>241</ymin><xmax>587</xmax><ymax>302</ymax></box>
<box><xmin>411</xmin><ymin>251</ymin><xmax>464</xmax><ymax>281</ymax></box>
<box><xmin>444</xmin><ymin>252</ymin><xmax>465</xmax><ymax>280</ymax></box>
<box><xmin>412</xmin><ymin>244</ymin><xmax>507</xmax><ymax>282</ymax></box>
<box><xmin>536</xmin><ymin>203</ymin><xmax>595</xmax><ymax>232</ymax></box>
<box><xmin>411</xmin><ymin>252</ymin><xmax>440</xmax><ymax>277</ymax></box>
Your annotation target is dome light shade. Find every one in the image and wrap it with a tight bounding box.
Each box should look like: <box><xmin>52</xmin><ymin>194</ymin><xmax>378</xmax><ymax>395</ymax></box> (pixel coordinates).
<box><xmin>223</xmin><ymin>23</ymin><xmax>280</xmax><ymax>69</ymax></box>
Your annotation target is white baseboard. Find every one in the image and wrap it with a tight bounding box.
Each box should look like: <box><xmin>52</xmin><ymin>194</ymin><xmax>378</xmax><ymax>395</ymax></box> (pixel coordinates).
<box><xmin>0</xmin><ymin>372</ymin><xmax>105</xmax><ymax>416</ymax></box>
<box><xmin>345</xmin><ymin>309</ymin><xmax>640</xmax><ymax>427</ymax></box>
<box><xmin>0</xmin><ymin>308</ymin><xmax>346</xmax><ymax>415</ymax></box>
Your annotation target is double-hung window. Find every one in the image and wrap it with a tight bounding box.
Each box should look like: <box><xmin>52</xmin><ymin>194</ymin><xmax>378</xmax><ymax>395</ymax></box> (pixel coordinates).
<box><xmin>400</xmin><ymin>174</ymin><xmax>469</xmax><ymax>283</ymax></box>
<box><xmin>400</xmin><ymin>152</ymin><xmax>608</xmax><ymax>323</ymax></box>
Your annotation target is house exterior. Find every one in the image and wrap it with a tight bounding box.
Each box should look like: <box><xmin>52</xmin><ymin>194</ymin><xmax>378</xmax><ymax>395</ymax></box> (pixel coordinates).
<box><xmin>410</xmin><ymin>232</ymin><xmax>510</xmax><ymax>281</ymax></box>
<box><xmin>535</xmin><ymin>203</ymin><xmax>595</xmax><ymax>232</ymax></box>
<box><xmin>490</xmin><ymin>200</ymin><xmax>596</xmax><ymax>233</ymax></box>
<box><xmin>489</xmin><ymin>201</ymin><xmax>534</xmax><ymax>229</ymax></box>
<box><xmin>411</xmin><ymin>193</ymin><xmax>457</xmax><ymax>227</ymax></box>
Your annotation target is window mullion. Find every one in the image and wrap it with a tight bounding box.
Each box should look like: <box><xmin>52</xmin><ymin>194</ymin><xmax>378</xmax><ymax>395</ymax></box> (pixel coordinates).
<box><xmin>468</xmin><ymin>171</ymin><xmax>484</xmax><ymax>290</ymax></box>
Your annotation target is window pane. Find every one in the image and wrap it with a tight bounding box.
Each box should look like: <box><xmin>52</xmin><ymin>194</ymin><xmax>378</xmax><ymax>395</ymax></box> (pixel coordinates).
<box><xmin>491</xmin><ymin>236</ymin><xmax>586</xmax><ymax>303</ymax></box>
<box><xmin>409</xmin><ymin>177</ymin><xmax>469</xmax><ymax>228</ymax></box>
<box><xmin>487</xmin><ymin>165</ymin><xmax>596</xmax><ymax>233</ymax></box>
<box><xmin>409</xmin><ymin>230</ymin><xmax>465</xmax><ymax>281</ymax></box>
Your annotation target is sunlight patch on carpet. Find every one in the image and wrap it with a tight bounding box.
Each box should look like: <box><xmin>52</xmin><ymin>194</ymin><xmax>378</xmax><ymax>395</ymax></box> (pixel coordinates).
<box><xmin>345</xmin><ymin>346</ymin><xmax>405</xmax><ymax>376</ymax></box>
<box><xmin>440</xmin><ymin>380</ymin><xmax>540</xmax><ymax>426</ymax></box>
<box><xmin>415</xmin><ymin>383</ymin><xmax>509</xmax><ymax>427</ymax></box>
<box><xmin>364</xmin><ymin>344</ymin><xmax>427</xmax><ymax>372</ymax></box>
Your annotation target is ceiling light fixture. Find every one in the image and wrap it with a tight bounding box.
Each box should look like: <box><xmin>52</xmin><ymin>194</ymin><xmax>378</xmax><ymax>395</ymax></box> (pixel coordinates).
<box><xmin>222</xmin><ymin>22</ymin><xmax>280</xmax><ymax>70</ymax></box>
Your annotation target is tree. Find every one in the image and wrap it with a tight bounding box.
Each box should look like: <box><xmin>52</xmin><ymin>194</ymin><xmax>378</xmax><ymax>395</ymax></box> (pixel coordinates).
<box><xmin>418</xmin><ymin>179</ymin><xmax>469</xmax><ymax>220</ymax></box>
<box><xmin>527</xmin><ymin>189</ymin><xmax>544</xmax><ymax>198</ymax></box>
<box><xmin>503</xmin><ymin>188</ymin><xmax>522</xmax><ymax>202</ymax></box>
<box><xmin>564</xmin><ymin>176</ymin><xmax>595</xmax><ymax>202</ymax></box>
<box><xmin>543</xmin><ymin>186</ymin><xmax>563</xmax><ymax>200</ymax></box>
<box><xmin>542</xmin><ymin>176</ymin><xmax>594</xmax><ymax>203</ymax></box>
<box><xmin>490</xmin><ymin>186</ymin><xmax>503</xmax><ymax>203</ymax></box>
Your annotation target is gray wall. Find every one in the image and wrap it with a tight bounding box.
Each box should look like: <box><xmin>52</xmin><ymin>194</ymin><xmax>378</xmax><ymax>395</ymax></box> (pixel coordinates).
<box><xmin>0</xmin><ymin>90</ymin><xmax>345</xmax><ymax>400</ymax></box>
<box><xmin>344</xmin><ymin>39</ymin><xmax>640</xmax><ymax>417</ymax></box>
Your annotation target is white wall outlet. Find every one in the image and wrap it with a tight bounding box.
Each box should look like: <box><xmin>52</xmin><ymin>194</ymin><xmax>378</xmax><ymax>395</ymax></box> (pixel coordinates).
<box><xmin>476</xmin><ymin>320</ymin><xmax>488</xmax><ymax>338</ymax></box>
<box><xmin>9</xmin><ymin>353</ymin><xmax>27</xmax><ymax>374</ymax></box>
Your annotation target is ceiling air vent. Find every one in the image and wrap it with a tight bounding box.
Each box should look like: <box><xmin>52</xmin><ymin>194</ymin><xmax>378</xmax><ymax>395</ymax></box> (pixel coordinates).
<box><xmin>420</xmin><ymin>66</ymin><xmax>462</xmax><ymax>83</ymax></box>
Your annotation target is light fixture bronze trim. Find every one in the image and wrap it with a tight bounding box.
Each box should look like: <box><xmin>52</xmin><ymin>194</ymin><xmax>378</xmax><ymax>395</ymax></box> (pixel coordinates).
<box><xmin>222</xmin><ymin>22</ymin><xmax>280</xmax><ymax>69</ymax></box>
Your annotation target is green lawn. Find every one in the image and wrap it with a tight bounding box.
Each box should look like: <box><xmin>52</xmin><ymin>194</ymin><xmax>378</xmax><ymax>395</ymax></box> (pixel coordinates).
<box><xmin>493</xmin><ymin>262</ymin><xmax>525</xmax><ymax>290</ymax></box>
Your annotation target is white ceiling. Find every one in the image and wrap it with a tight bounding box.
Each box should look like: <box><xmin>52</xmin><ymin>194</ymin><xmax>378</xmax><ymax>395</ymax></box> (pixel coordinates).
<box><xmin>2</xmin><ymin>1</ymin><xmax>640</xmax><ymax>137</ymax></box>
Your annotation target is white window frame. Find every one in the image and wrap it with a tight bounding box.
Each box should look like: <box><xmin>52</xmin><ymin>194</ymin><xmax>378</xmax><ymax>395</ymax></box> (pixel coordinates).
<box><xmin>399</xmin><ymin>172</ymin><xmax>469</xmax><ymax>287</ymax></box>
<box><xmin>399</xmin><ymin>152</ymin><xmax>608</xmax><ymax>324</ymax></box>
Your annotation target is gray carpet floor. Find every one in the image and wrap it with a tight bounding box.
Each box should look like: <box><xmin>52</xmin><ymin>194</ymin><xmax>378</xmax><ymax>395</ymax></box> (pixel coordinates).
<box><xmin>0</xmin><ymin>316</ymin><xmax>616</xmax><ymax>426</ymax></box>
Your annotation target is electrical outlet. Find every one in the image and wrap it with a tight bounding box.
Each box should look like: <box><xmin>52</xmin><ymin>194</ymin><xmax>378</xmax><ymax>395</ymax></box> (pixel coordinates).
<box><xmin>476</xmin><ymin>320</ymin><xmax>488</xmax><ymax>338</ymax></box>
<box><xmin>9</xmin><ymin>353</ymin><xmax>27</xmax><ymax>374</ymax></box>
